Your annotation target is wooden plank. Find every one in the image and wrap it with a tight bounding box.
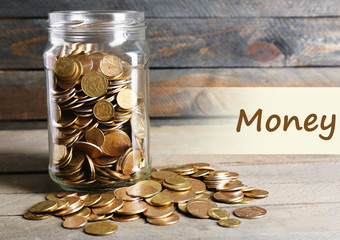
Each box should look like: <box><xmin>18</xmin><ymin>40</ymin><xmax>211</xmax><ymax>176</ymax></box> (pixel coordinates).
<box><xmin>1</xmin><ymin>0</ymin><xmax>339</xmax><ymax>17</ymax></box>
<box><xmin>1</xmin><ymin>68</ymin><xmax>340</xmax><ymax>120</ymax></box>
<box><xmin>1</xmin><ymin>128</ymin><xmax>340</xmax><ymax>173</ymax></box>
<box><xmin>1</xmin><ymin>18</ymin><xmax>340</xmax><ymax>69</ymax></box>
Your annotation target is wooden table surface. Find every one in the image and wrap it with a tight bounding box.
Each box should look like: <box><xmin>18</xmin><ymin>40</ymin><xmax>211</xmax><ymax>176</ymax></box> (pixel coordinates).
<box><xmin>0</xmin><ymin>124</ymin><xmax>339</xmax><ymax>239</ymax></box>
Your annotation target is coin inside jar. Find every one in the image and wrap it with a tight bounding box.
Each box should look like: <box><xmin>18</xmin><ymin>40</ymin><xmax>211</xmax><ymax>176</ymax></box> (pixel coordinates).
<box><xmin>81</xmin><ymin>71</ymin><xmax>108</xmax><ymax>98</ymax></box>
<box><xmin>116</xmin><ymin>88</ymin><xmax>137</xmax><ymax>109</ymax></box>
<box><xmin>101</xmin><ymin>130</ymin><xmax>131</xmax><ymax>157</ymax></box>
<box><xmin>93</xmin><ymin>100</ymin><xmax>115</xmax><ymax>121</ymax></box>
<box><xmin>85</xmin><ymin>128</ymin><xmax>105</xmax><ymax>146</ymax></box>
<box><xmin>99</xmin><ymin>55</ymin><xmax>123</xmax><ymax>77</ymax></box>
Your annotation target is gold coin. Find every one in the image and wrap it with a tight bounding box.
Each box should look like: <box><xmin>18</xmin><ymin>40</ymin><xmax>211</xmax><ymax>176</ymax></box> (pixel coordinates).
<box><xmin>92</xmin><ymin>198</ymin><xmax>124</xmax><ymax>215</ymax></box>
<box><xmin>63</xmin><ymin>207</ymin><xmax>91</xmax><ymax>219</ymax></box>
<box><xmin>114</xmin><ymin>187</ymin><xmax>140</xmax><ymax>201</ymax></box>
<box><xmin>53</xmin><ymin>145</ymin><xmax>67</xmax><ymax>164</ymax></box>
<box><xmin>126</xmin><ymin>182</ymin><xmax>158</xmax><ymax>198</ymax></box>
<box><xmin>191</xmin><ymin>169</ymin><xmax>209</xmax><ymax>178</ymax></box>
<box><xmin>234</xmin><ymin>206</ymin><xmax>267</xmax><ymax>219</ymax></box>
<box><xmin>195</xmin><ymin>192</ymin><xmax>212</xmax><ymax>200</ymax></box>
<box><xmin>99</xmin><ymin>55</ymin><xmax>123</xmax><ymax>77</ymax></box>
<box><xmin>56</xmin><ymin>192</ymin><xmax>77</xmax><ymax>198</ymax></box>
<box><xmin>84</xmin><ymin>222</ymin><xmax>118</xmax><ymax>236</ymax></box>
<box><xmin>187</xmin><ymin>199</ymin><xmax>217</xmax><ymax>219</ymax></box>
<box><xmin>243</xmin><ymin>189</ymin><xmax>269</xmax><ymax>198</ymax></box>
<box><xmin>150</xmin><ymin>192</ymin><xmax>173</xmax><ymax>206</ymax></box>
<box><xmin>81</xmin><ymin>71</ymin><xmax>108</xmax><ymax>98</ymax></box>
<box><xmin>85</xmin><ymin>128</ymin><xmax>105</xmax><ymax>146</ymax></box>
<box><xmin>146</xmin><ymin>213</ymin><xmax>179</xmax><ymax>226</ymax></box>
<box><xmin>213</xmin><ymin>191</ymin><xmax>244</xmax><ymax>203</ymax></box>
<box><xmin>218</xmin><ymin>218</ymin><xmax>241</xmax><ymax>228</ymax></box>
<box><xmin>84</xmin><ymin>194</ymin><xmax>102</xmax><ymax>207</ymax></box>
<box><xmin>131</xmin><ymin>114</ymin><xmax>145</xmax><ymax>139</ymax></box>
<box><xmin>138</xmin><ymin>180</ymin><xmax>162</xmax><ymax>193</ymax></box>
<box><xmin>62</xmin><ymin>215</ymin><xmax>87</xmax><ymax>229</ymax></box>
<box><xmin>185</xmin><ymin>178</ymin><xmax>206</xmax><ymax>194</ymax></box>
<box><xmin>216</xmin><ymin>182</ymin><xmax>244</xmax><ymax>191</ymax></box>
<box><xmin>93</xmin><ymin>100</ymin><xmax>115</xmax><ymax>121</ymax></box>
<box><xmin>238</xmin><ymin>197</ymin><xmax>255</xmax><ymax>204</ymax></box>
<box><xmin>55</xmin><ymin>198</ymin><xmax>69</xmax><ymax>211</ymax></box>
<box><xmin>102</xmin><ymin>130</ymin><xmax>131</xmax><ymax>157</ymax></box>
<box><xmin>163</xmin><ymin>180</ymin><xmax>192</xmax><ymax>191</ymax></box>
<box><xmin>151</xmin><ymin>171</ymin><xmax>178</xmax><ymax>181</ymax></box>
<box><xmin>29</xmin><ymin>200</ymin><xmax>58</xmax><ymax>213</ymax></box>
<box><xmin>177</xmin><ymin>202</ymin><xmax>189</xmax><ymax>214</ymax></box>
<box><xmin>115</xmin><ymin>200</ymin><xmax>147</xmax><ymax>215</ymax></box>
<box><xmin>87</xmin><ymin>213</ymin><xmax>105</xmax><ymax>222</ymax></box>
<box><xmin>23</xmin><ymin>211</ymin><xmax>52</xmax><ymax>220</ymax></box>
<box><xmin>143</xmin><ymin>203</ymin><xmax>175</xmax><ymax>218</ymax></box>
<box><xmin>55</xmin><ymin>57</ymin><xmax>75</xmax><ymax>78</ymax></box>
<box><xmin>162</xmin><ymin>189</ymin><xmax>195</xmax><ymax>203</ymax></box>
<box><xmin>73</xmin><ymin>141</ymin><xmax>103</xmax><ymax>159</ymax></box>
<box><xmin>46</xmin><ymin>192</ymin><xmax>59</xmax><ymax>201</ymax></box>
<box><xmin>165</xmin><ymin>175</ymin><xmax>186</xmax><ymax>186</ymax></box>
<box><xmin>228</xmin><ymin>172</ymin><xmax>239</xmax><ymax>179</ymax></box>
<box><xmin>208</xmin><ymin>208</ymin><xmax>230</xmax><ymax>220</ymax></box>
<box><xmin>92</xmin><ymin>193</ymin><xmax>115</xmax><ymax>208</ymax></box>
<box><xmin>77</xmin><ymin>54</ymin><xmax>93</xmax><ymax>74</ymax></box>
<box><xmin>111</xmin><ymin>213</ymin><xmax>141</xmax><ymax>222</ymax></box>
<box><xmin>116</xmin><ymin>89</ymin><xmax>137</xmax><ymax>109</ymax></box>
<box><xmin>121</xmin><ymin>150</ymin><xmax>142</xmax><ymax>175</ymax></box>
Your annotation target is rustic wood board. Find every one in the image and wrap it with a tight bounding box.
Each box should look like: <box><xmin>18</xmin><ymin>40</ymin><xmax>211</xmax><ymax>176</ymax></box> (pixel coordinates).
<box><xmin>1</xmin><ymin>0</ymin><xmax>339</xmax><ymax>17</ymax></box>
<box><xmin>1</xmin><ymin>18</ymin><xmax>339</xmax><ymax>69</ymax></box>
<box><xmin>1</xmin><ymin>68</ymin><xmax>340</xmax><ymax>120</ymax></box>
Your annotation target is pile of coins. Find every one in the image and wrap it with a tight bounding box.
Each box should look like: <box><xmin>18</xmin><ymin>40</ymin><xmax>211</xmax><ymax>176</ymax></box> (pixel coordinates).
<box><xmin>47</xmin><ymin>43</ymin><xmax>147</xmax><ymax>189</ymax></box>
<box><xmin>24</xmin><ymin>162</ymin><xmax>268</xmax><ymax>236</ymax></box>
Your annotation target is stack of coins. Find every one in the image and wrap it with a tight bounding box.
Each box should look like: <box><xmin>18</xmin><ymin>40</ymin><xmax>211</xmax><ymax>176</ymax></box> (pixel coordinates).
<box><xmin>47</xmin><ymin>43</ymin><xmax>148</xmax><ymax>189</ymax></box>
<box><xmin>24</xmin><ymin>162</ymin><xmax>268</xmax><ymax>235</ymax></box>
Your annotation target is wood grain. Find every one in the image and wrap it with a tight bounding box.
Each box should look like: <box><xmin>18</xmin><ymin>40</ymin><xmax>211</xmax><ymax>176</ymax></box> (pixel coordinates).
<box><xmin>0</xmin><ymin>0</ymin><xmax>339</xmax><ymax>17</ymax></box>
<box><xmin>1</xmin><ymin>68</ymin><xmax>340</xmax><ymax>120</ymax></box>
<box><xmin>0</xmin><ymin>18</ymin><xmax>340</xmax><ymax>69</ymax></box>
<box><xmin>1</xmin><ymin>128</ymin><xmax>340</xmax><ymax>173</ymax></box>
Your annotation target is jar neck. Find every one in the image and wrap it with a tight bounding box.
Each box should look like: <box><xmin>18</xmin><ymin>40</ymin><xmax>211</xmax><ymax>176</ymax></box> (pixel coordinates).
<box><xmin>48</xmin><ymin>11</ymin><xmax>146</xmax><ymax>43</ymax></box>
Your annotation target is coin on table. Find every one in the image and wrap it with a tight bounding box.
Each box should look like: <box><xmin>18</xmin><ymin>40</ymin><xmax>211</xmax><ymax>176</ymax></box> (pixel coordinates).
<box><xmin>87</xmin><ymin>213</ymin><xmax>105</xmax><ymax>222</ymax></box>
<box><xmin>163</xmin><ymin>180</ymin><xmax>192</xmax><ymax>191</ymax></box>
<box><xmin>46</xmin><ymin>192</ymin><xmax>59</xmax><ymax>201</ymax></box>
<box><xmin>177</xmin><ymin>202</ymin><xmax>189</xmax><ymax>214</ymax></box>
<box><xmin>126</xmin><ymin>182</ymin><xmax>158</xmax><ymax>198</ymax></box>
<box><xmin>55</xmin><ymin>57</ymin><xmax>76</xmax><ymax>79</ymax></box>
<box><xmin>165</xmin><ymin>175</ymin><xmax>186</xmax><ymax>186</ymax></box>
<box><xmin>143</xmin><ymin>203</ymin><xmax>175</xmax><ymax>219</ymax></box>
<box><xmin>85</xmin><ymin>222</ymin><xmax>118</xmax><ymax>236</ymax></box>
<box><xmin>185</xmin><ymin>178</ymin><xmax>206</xmax><ymax>194</ymax></box>
<box><xmin>115</xmin><ymin>200</ymin><xmax>147</xmax><ymax>215</ymax></box>
<box><xmin>234</xmin><ymin>206</ymin><xmax>267</xmax><ymax>219</ymax></box>
<box><xmin>92</xmin><ymin>193</ymin><xmax>115</xmax><ymax>208</ymax></box>
<box><xmin>63</xmin><ymin>215</ymin><xmax>88</xmax><ymax>229</ymax></box>
<box><xmin>63</xmin><ymin>207</ymin><xmax>91</xmax><ymax>219</ymax></box>
<box><xmin>238</xmin><ymin>197</ymin><xmax>255</xmax><ymax>204</ymax></box>
<box><xmin>190</xmin><ymin>169</ymin><xmax>209</xmax><ymax>178</ymax></box>
<box><xmin>151</xmin><ymin>171</ymin><xmax>178</xmax><ymax>182</ymax></box>
<box><xmin>81</xmin><ymin>71</ymin><xmax>108</xmax><ymax>98</ymax></box>
<box><xmin>29</xmin><ymin>200</ymin><xmax>58</xmax><ymax>213</ymax></box>
<box><xmin>116</xmin><ymin>88</ymin><xmax>137</xmax><ymax>109</ymax></box>
<box><xmin>243</xmin><ymin>189</ymin><xmax>269</xmax><ymax>198</ymax></box>
<box><xmin>93</xmin><ymin>100</ymin><xmax>115</xmax><ymax>121</ymax></box>
<box><xmin>208</xmin><ymin>208</ymin><xmax>230</xmax><ymax>220</ymax></box>
<box><xmin>99</xmin><ymin>55</ymin><xmax>123</xmax><ymax>77</ymax></box>
<box><xmin>187</xmin><ymin>199</ymin><xmax>217</xmax><ymax>219</ymax></box>
<box><xmin>85</xmin><ymin>128</ymin><xmax>105</xmax><ymax>146</ymax></box>
<box><xmin>114</xmin><ymin>187</ymin><xmax>140</xmax><ymax>201</ymax></box>
<box><xmin>139</xmin><ymin>180</ymin><xmax>162</xmax><ymax>193</ymax></box>
<box><xmin>54</xmin><ymin>198</ymin><xmax>69</xmax><ymax>211</ymax></box>
<box><xmin>146</xmin><ymin>213</ymin><xmax>179</xmax><ymax>226</ymax></box>
<box><xmin>92</xmin><ymin>198</ymin><xmax>124</xmax><ymax>215</ymax></box>
<box><xmin>112</xmin><ymin>213</ymin><xmax>141</xmax><ymax>222</ymax></box>
<box><xmin>162</xmin><ymin>189</ymin><xmax>195</xmax><ymax>203</ymax></box>
<box><xmin>23</xmin><ymin>211</ymin><xmax>52</xmax><ymax>220</ymax></box>
<box><xmin>150</xmin><ymin>192</ymin><xmax>173</xmax><ymax>206</ymax></box>
<box><xmin>218</xmin><ymin>218</ymin><xmax>241</xmax><ymax>228</ymax></box>
<box><xmin>84</xmin><ymin>194</ymin><xmax>102</xmax><ymax>207</ymax></box>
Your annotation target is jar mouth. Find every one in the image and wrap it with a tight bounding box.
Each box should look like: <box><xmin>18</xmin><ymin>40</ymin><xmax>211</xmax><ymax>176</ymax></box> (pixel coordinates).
<box><xmin>49</xmin><ymin>10</ymin><xmax>146</xmax><ymax>31</ymax></box>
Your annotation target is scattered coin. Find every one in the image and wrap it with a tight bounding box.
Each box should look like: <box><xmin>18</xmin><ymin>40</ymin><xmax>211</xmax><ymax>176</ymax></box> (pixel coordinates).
<box><xmin>23</xmin><ymin>211</ymin><xmax>52</xmax><ymax>220</ymax></box>
<box><xmin>187</xmin><ymin>199</ymin><xmax>217</xmax><ymax>219</ymax></box>
<box><xmin>29</xmin><ymin>200</ymin><xmax>58</xmax><ymax>213</ymax></box>
<box><xmin>63</xmin><ymin>215</ymin><xmax>87</xmax><ymax>229</ymax></box>
<box><xmin>208</xmin><ymin>208</ymin><xmax>230</xmax><ymax>220</ymax></box>
<box><xmin>146</xmin><ymin>213</ymin><xmax>180</xmax><ymax>226</ymax></box>
<box><xmin>218</xmin><ymin>218</ymin><xmax>241</xmax><ymax>228</ymax></box>
<box><xmin>84</xmin><ymin>222</ymin><xmax>118</xmax><ymax>236</ymax></box>
<box><xmin>234</xmin><ymin>206</ymin><xmax>267</xmax><ymax>219</ymax></box>
<box><xmin>243</xmin><ymin>189</ymin><xmax>269</xmax><ymax>198</ymax></box>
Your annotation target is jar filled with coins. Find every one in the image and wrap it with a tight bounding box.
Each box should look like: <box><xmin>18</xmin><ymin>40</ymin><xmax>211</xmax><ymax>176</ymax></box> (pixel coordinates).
<box><xmin>43</xmin><ymin>11</ymin><xmax>150</xmax><ymax>191</ymax></box>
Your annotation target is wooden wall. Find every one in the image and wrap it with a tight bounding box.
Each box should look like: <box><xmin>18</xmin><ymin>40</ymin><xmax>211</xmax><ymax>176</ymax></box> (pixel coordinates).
<box><xmin>0</xmin><ymin>0</ymin><xmax>339</xmax><ymax>124</ymax></box>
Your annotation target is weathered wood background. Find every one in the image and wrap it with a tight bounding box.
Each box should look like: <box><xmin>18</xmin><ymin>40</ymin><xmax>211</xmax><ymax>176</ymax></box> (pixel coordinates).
<box><xmin>0</xmin><ymin>0</ymin><xmax>339</xmax><ymax>122</ymax></box>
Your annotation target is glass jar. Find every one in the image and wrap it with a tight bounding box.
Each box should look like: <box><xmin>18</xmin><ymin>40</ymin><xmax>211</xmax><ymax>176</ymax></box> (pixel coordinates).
<box><xmin>43</xmin><ymin>11</ymin><xmax>150</xmax><ymax>192</ymax></box>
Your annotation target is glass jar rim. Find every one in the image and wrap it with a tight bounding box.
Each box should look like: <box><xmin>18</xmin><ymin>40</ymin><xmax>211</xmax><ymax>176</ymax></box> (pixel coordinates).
<box><xmin>48</xmin><ymin>10</ymin><xmax>146</xmax><ymax>31</ymax></box>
